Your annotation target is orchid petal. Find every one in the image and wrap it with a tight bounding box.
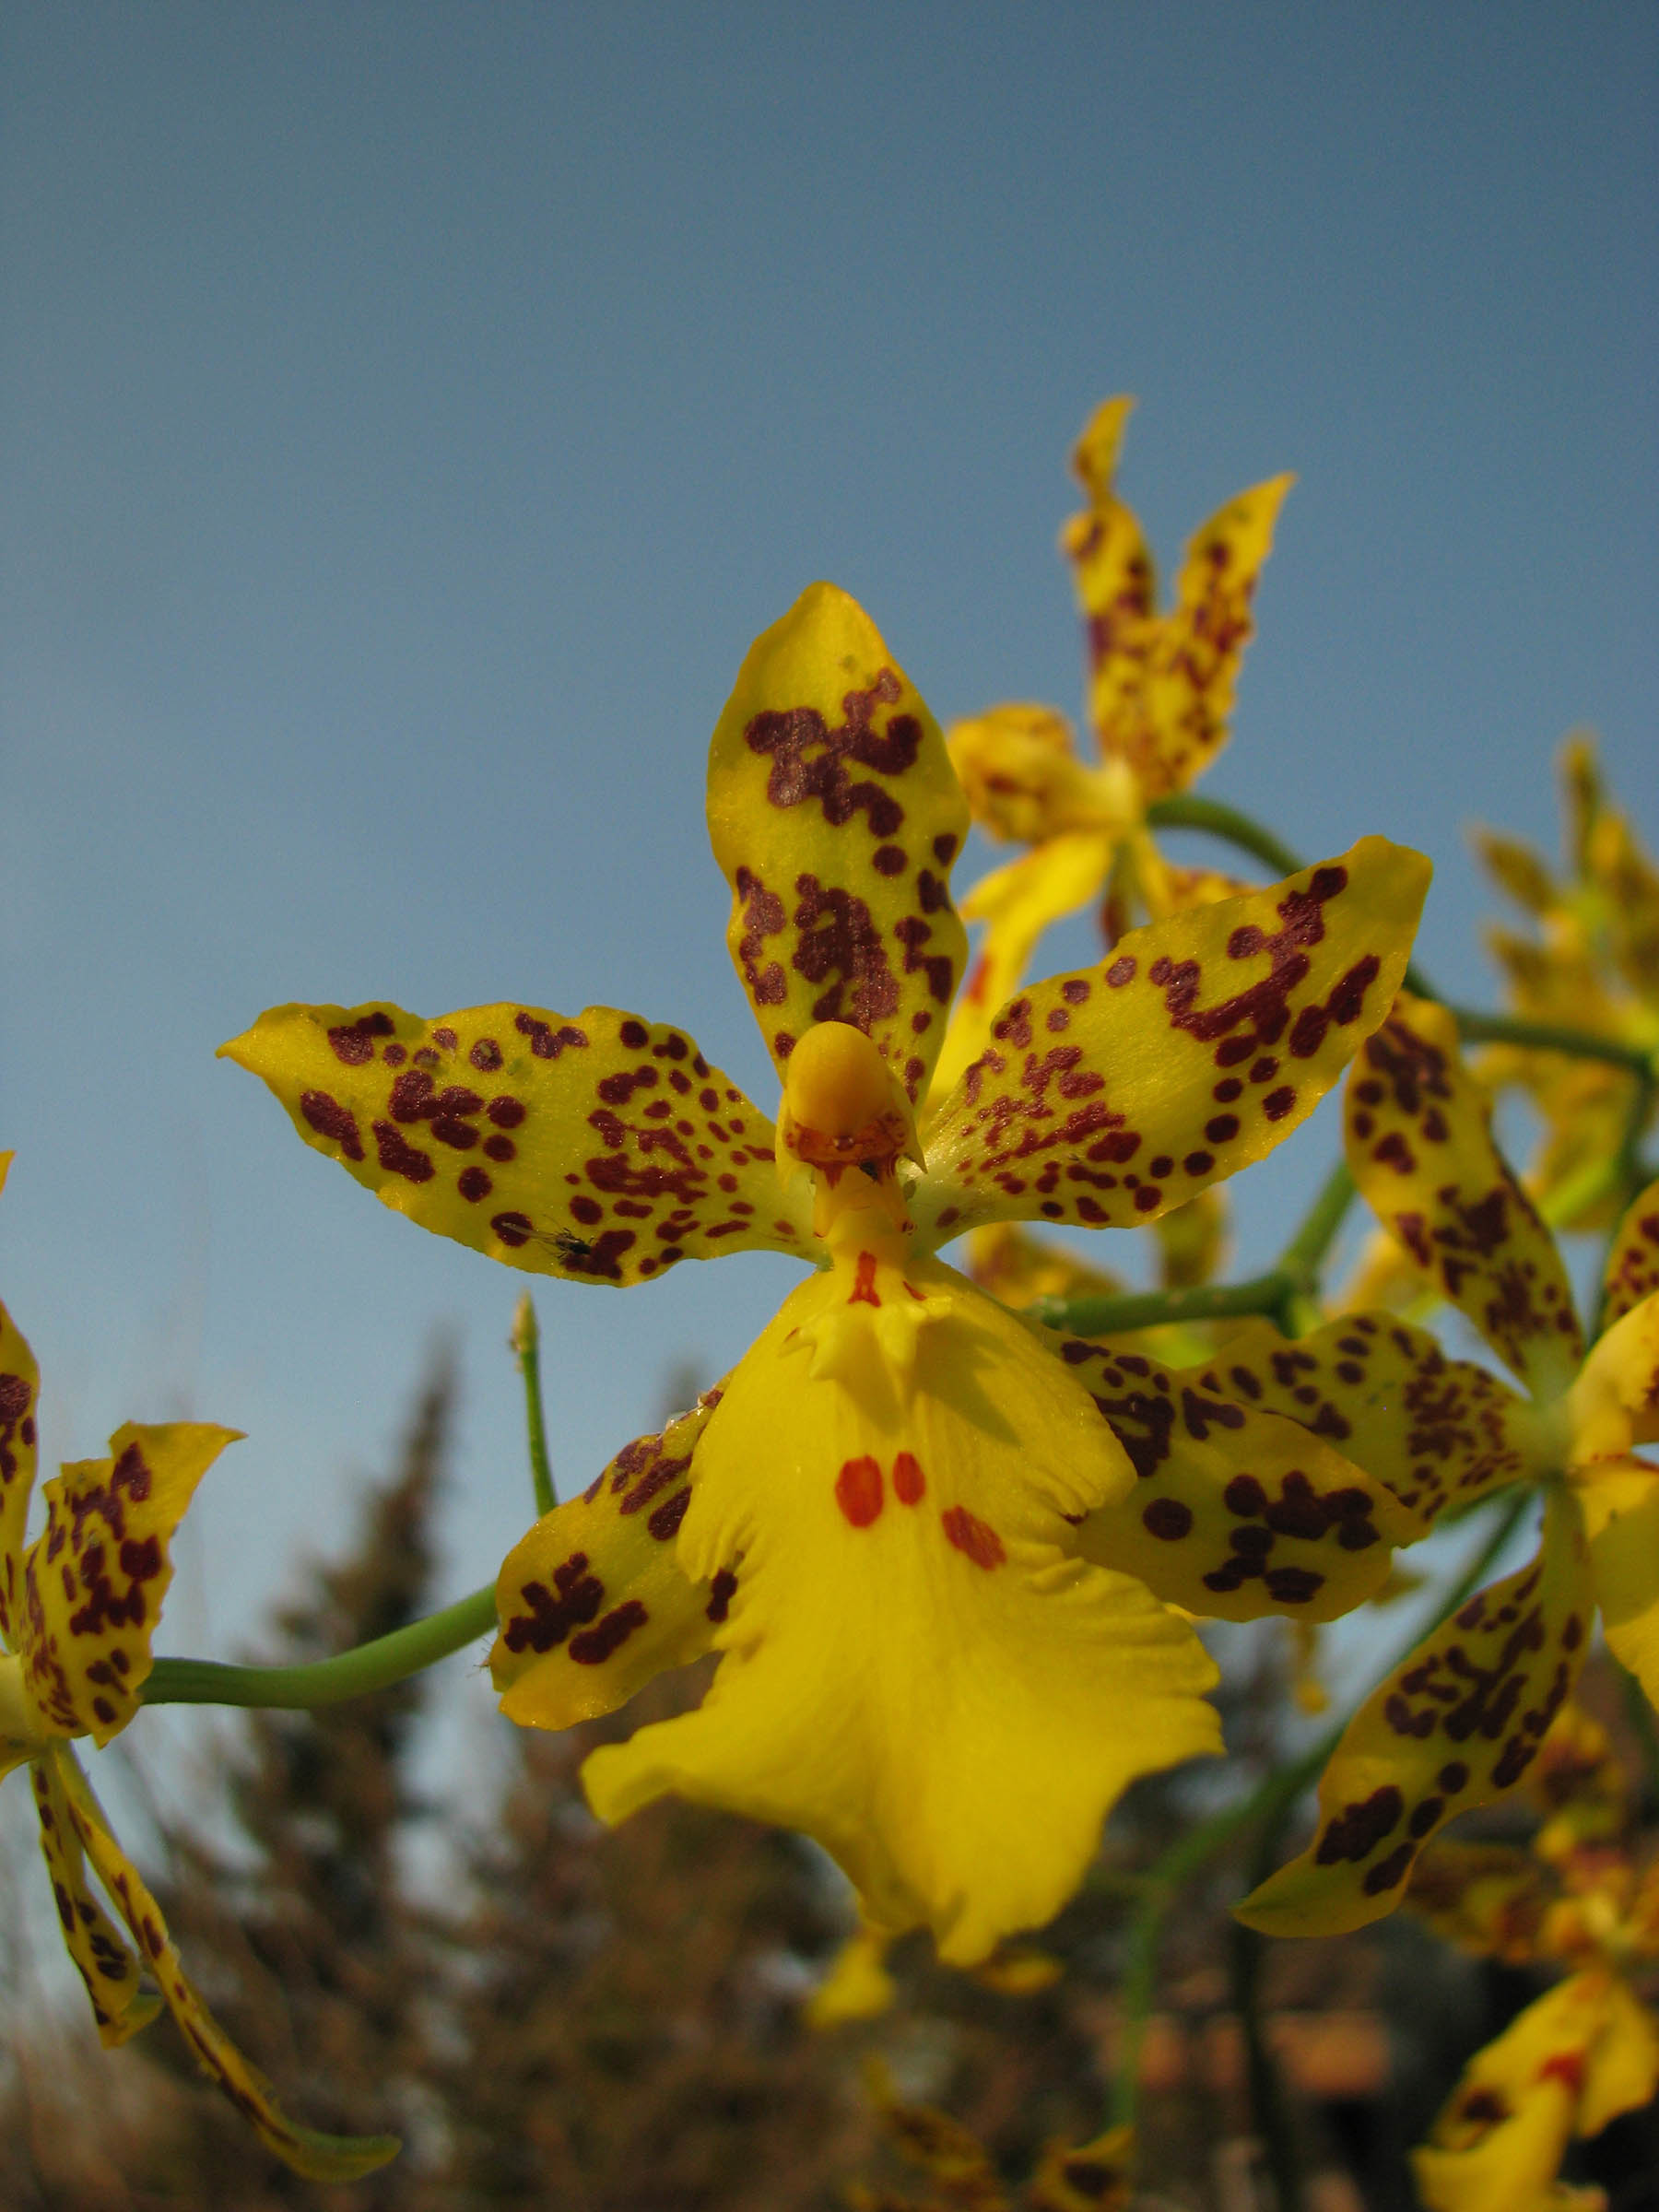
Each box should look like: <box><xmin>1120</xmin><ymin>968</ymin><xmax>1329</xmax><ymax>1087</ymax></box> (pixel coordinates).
<box><xmin>1411</xmin><ymin>1971</ymin><xmax>1616</xmax><ymax>2212</ymax></box>
<box><xmin>20</xmin><ymin>1422</ymin><xmax>237</xmax><ymax>1746</ymax></box>
<box><xmin>491</xmin><ymin>1387</ymin><xmax>725</xmax><ymax>1729</ymax></box>
<box><xmin>1193</xmin><ymin>1312</ymin><xmax>1544</xmax><ymax>1528</ymax></box>
<box><xmin>1574</xmin><ymin>1453</ymin><xmax>1659</xmax><ymax>1712</ymax></box>
<box><xmin>1570</xmin><ymin>1291</ymin><xmax>1659</xmax><ymax>1457</ymax></box>
<box><xmin>1062</xmin><ymin>395</ymin><xmax>1292</xmax><ymax>798</ymax></box>
<box><xmin>913</xmin><ymin>841</ymin><xmax>1429</xmax><ymax>1247</ymax></box>
<box><xmin>1601</xmin><ymin>1177</ymin><xmax>1659</xmax><ymax>1332</ymax></box>
<box><xmin>0</xmin><ymin>1294</ymin><xmax>41</xmax><ymax>1648</ymax></box>
<box><xmin>582</xmin><ymin>1255</ymin><xmax>1218</xmax><ymax>1964</ymax></box>
<box><xmin>706</xmin><ymin>582</ymin><xmax>970</xmax><ymax>1109</ymax></box>
<box><xmin>1060</xmin><ymin>1335</ymin><xmax>1418</xmax><ymax>1622</ymax></box>
<box><xmin>223</xmin><ymin>1000</ymin><xmax>806</xmax><ymax>1284</ymax></box>
<box><xmin>31</xmin><ymin>1750</ymin><xmax>159</xmax><ymax>2044</ymax></box>
<box><xmin>1345</xmin><ymin>994</ymin><xmax>1584</xmax><ymax>1397</ymax></box>
<box><xmin>52</xmin><ymin>1746</ymin><xmax>399</xmax><ymax>2179</ymax></box>
<box><xmin>1238</xmin><ymin>1496</ymin><xmax>1594</xmax><ymax>1937</ymax></box>
<box><xmin>930</xmin><ymin>832</ymin><xmax>1113</xmax><ymax>1106</ymax></box>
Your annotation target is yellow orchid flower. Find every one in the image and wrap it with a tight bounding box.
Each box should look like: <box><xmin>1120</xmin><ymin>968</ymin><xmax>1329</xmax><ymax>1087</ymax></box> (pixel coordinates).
<box><xmin>1475</xmin><ymin>735</ymin><xmax>1659</xmax><ymax>1230</ymax></box>
<box><xmin>1229</xmin><ymin>998</ymin><xmax>1659</xmax><ymax>1936</ymax></box>
<box><xmin>0</xmin><ymin>1156</ymin><xmax>397</xmax><ymax>2182</ymax></box>
<box><xmin>934</xmin><ymin>396</ymin><xmax>1293</xmax><ymax>1098</ymax></box>
<box><xmin>1404</xmin><ymin>1705</ymin><xmax>1659</xmax><ymax>2212</ymax></box>
<box><xmin>225</xmin><ymin>582</ymin><xmax>1429</xmax><ymax>1965</ymax></box>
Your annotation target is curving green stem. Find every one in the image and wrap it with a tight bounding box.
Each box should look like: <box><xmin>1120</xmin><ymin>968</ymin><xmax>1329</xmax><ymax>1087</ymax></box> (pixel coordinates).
<box><xmin>1034</xmin><ymin>1159</ymin><xmax>1356</xmax><ymax>1343</ymax></box>
<box><xmin>1107</xmin><ymin>1486</ymin><xmax>1531</xmax><ymax>2141</ymax></box>
<box><xmin>141</xmin><ymin>1583</ymin><xmax>498</xmax><ymax>1711</ymax></box>
<box><xmin>512</xmin><ymin>1293</ymin><xmax>558</xmax><ymax>1518</ymax></box>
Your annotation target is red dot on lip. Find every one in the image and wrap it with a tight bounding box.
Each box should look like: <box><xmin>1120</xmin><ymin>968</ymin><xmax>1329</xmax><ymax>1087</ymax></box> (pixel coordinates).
<box><xmin>892</xmin><ymin>1452</ymin><xmax>925</xmax><ymax>1505</ymax></box>
<box><xmin>835</xmin><ymin>1456</ymin><xmax>884</xmax><ymax>1527</ymax></box>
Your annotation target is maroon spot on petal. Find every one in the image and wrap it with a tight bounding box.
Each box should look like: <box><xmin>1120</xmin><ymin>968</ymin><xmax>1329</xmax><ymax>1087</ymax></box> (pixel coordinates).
<box><xmin>1106</xmin><ymin>957</ymin><xmax>1136</xmax><ymax>987</ymax></box>
<box><xmin>1225</xmin><ymin>1475</ymin><xmax>1268</xmax><ymax>1516</ymax></box>
<box><xmin>835</xmin><ymin>1456</ymin><xmax>884</xmax><ymax>1527</ymax></box>
<box><xmin>705</xmin><ymin>1567</ymin><xmax>737</xmax><ymax>1623</ymax></box>
<box><xmin>431</xmin><ymin>1027</ymin><xmax>458</xmax><ymax>1051</ymax></box>
<box><xmin>872</xmin><ymin>844</ymin><xmax>906</xmax><ymax>876</ymax></box>
<box><xmin>647</xmin><ymin>1488</ymin><xmax>691</xmax><ymax>1541</ymax></box>
<box><xmin>483</xmin><ymin>1134</ymin><xmax>515</xmax><ymax>1162</ymax></box>
<box><xmin>1142</xmin><ymin>1498</ymin><xmax>1193</xmax><ymax>1540</ymax></box>
<box><xmin>1134</xmin><ymin>1185</ymin><xmax>1160</xmax><ymax>1213</ymax></box>
<box><xmin>470</xmin><ymin>1037</ymin><xmax>503</xmax><ymax>1072</ymax></box>
<box><xmin>326</xmin><ymin>1010</ymin><xmax>394</xmax><ymax>1065</ymax></box>
<box><xmin>1264</xmin><ymin>1565</ymin><xmax>1324</xmax><ymax>1603</ymax></box>
<box><xmin>1062</xmin><ymin>978</ymin><xmax>1090</xmax><ymax>1004</ymax></box>
<box><xmin>373</xmin><ymin>1121</ymin><xmax>435</xmax><ymax>1183</ymax></box>
<box><xmin>457</xmin><ymin>1166</ymin><xmax>492</xmax><ymax>1202</ymax></box>
<box><xmin>1262</xmin><ymin>1087</ymin><xmax>1297</xmax><ymax>1121</ymax></box>
<box><xmin>1183</xmin><ymin>1149</ymin><xmax>1215</xmax><ymax>1176</ymax></box>
<box><xmin>569</xmin><ymin>1599</ymin><xmax>649</xmax><ymax>1665</ymax></box>
<box><xmin>942</xmin><ymin>1504</ymin><xmax>1005</xmax><ymax>1570</ymax></box>
<box><xmin>619</xmin><ymin>1019</ymin><xmax>649</xmax><ymax>1048</ymax></box>
<box><xmin>892</xmin><ymin>1452</ymin><xmax>925</xmax><ymax>1505</ymax></box>
<box><xmin>492</xmin><ymin>1211</ymin><xmax>534</xmax><ymax>1248</ymax></box>
<box><xmin>1362</xmin><ymin>1842</ymin><xmax>1414</xmax><ymax>1895</ymax></box>
<box><xmin>1316</xmin><ymin>1785</ymin><xmax>1404</xmax><ymax>1865</ymax></box>
<box><xmin>1205</xmin><ymin>1114</ymin><xmax>1240</xmax><ymax>1144</ymax></box>
<box><xmin>300</xmin><ymin>1089</ymin><xmax>365</xmax><ymax>1161</ymax></box>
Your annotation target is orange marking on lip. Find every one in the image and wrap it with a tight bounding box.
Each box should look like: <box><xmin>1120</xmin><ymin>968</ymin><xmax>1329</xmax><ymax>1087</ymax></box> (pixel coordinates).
<box><xmin>941</xmin><ymin>1504</ymin><xmax>1005</xmax><ymax>1570</ymax></box>
<box><xmin>848</xmin><ymin>1251</ymin><xmax>881</xmax><ymax>1306</ymax></box>
<box><xmin>835</xmin><ymin>1456</ymin><xmax>884</xmax><ymax>1527</ymax></box>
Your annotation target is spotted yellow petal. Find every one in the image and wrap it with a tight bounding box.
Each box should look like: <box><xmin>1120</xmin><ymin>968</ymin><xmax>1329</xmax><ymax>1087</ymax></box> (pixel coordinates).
<box><xmin>930</xmin><ymin>832</ymin><xmax>1114</xmax><ymax>1105</ymax></box>
<box><xmin>706</xmin><ymin>582</ymin><xmax>971</xmax><ymax>1108</ymax></box>
<box><xmin>51</xmin><ymin>1747</ymin><xmax>399</xmax><ymax>2180</ymax></box>
<box><xmin>31</xmin><ymin>1749</ymin><xmax>159</xmax><ymax>2045</ymax></box>
<box><xmin>491</xmin><ymin>1387</ymin><xmax>725</xmax><ymax>1728</ymax></box>
<box><xmin>1405</xmin><ymin>1839</ymin><xmax>1551</xmax><ymax>1962</ymax></box>
<box><xmin>1570</xmin><ymin>1292</ymin><xmax>1659</xmax><ymax>1458</ymax></box>
<box><xmin>0</xmin><ymin>1296</ymin><xmax>41</xmax><ymax>1647</ymax></box>
<box><xmin>582</xmin><ymin>1251</ymin><xmax>1218</xmax><ymax>1964</ymax></box>
<box><xmin>1237</xmin><ymin>1494</ymin><xmax>1594</xmax><ymax>1937</ymax></box>
<box><xmin>1412</xmin><ymin>1972</ymin><xmax>1608</xmax><ymax>2212</ymax></box>
<box><xmin>223</xmin><ymin>1001</ymin><xmax>806</xmax><ymax>1285</ymax></box>
<box><xmin>1601</xmin><ymin>1177</ymin><xmax>1659</xmax><ymax>1331</ymax></box>
<box><xmin>1193</xmin><ymin>1312</ymin><xmax>1544</xmax><ymax>1528</ymax></box>
<box><xmin>1062</xmin><ymin>395</ymin><xmax>1292</xmax><ymax>799</ymax></box>
<box><xmin>1346</xmin><ymin>994</ymin><xmax>1584</xmax><ymax>1398</ymax></box>
<box><xmin>913</xmin><ymin>841</ymin><xmax>1429</xmax><ymax>1248</ymax></box>
<box><xmin>1061</xmin><ymin>1336</ymin><xmax>1418</xmax><ymax>1623</ymax></box>
<box><xmin>20</xmin><ymin>1422</ymin><xmax>237</xmax><ymax>1746</ymax></box>
<box><xmin>1575</xmin><ymin>1454</ymin><xmax>1659</xmax><ymax>1712</ymax></box>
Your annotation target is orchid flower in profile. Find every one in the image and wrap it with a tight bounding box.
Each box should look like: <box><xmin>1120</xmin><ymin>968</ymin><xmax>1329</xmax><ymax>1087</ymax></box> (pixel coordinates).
<box><xmin>0</xmin><ymin>1156</ymin><xmax>397</xmax><ymax>2182</ymax></box>
<box><xmin>1211</xmin><ymin>998</ymin><xmax>1659</xmax><ymax>1938</ymax></box>
<box><xmin>226</xmin><ymin>582</ymin><xmax>1429</xmax><ymax>1966</ymax></box>
<box><xmin>933</xmin><ymin>396</ymin><xmax>1293</xmax><ymax>1099</ymax></box>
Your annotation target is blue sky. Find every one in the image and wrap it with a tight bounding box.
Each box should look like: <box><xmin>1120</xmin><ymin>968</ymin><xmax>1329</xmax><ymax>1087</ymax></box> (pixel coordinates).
<box><xmin>3</xmin><ymin>3</ymin><xmax>1655</xmax><ymax>1662</ymax></box>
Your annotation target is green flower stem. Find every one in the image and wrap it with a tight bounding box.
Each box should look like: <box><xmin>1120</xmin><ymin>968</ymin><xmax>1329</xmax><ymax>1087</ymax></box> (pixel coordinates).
<box><xmin>1107</xmin><ymin>1486</ymin><xmax>1531</xmax><ymax>2140</ymax></box>
<box><xmin>512</xmin><ymin>1293</ymin><xmax>558</xmax><ymax>1518</ymax></box>
<box><xmin>1145</xmin><ymin>794</ymin><xmax>1306</xmax><ymax>883</ymax></box>
<box><xmin>1030</xmin><ymin>1273</ymin><xmax>1298</xmax><ymax>1340</ymax></box>
<box><xmin>1146</xmin><ymin>793</ymin><xmax>1438</xmax><ymax>1001</ymax></box>
<box><xmin>1034</xmin><ymin>1162</ymin><xmax>1357</xmax><ymax>1343</ymax></box>
<box><xmin>141</xmin><ymin>1583</ymin><xmax>498</xmax><ymax>1711</ymax></box>
<box><xmin>1449</xmin><ymin>1008</ymin><xmax>1655</xmax><ymax>1079</ymax></box>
